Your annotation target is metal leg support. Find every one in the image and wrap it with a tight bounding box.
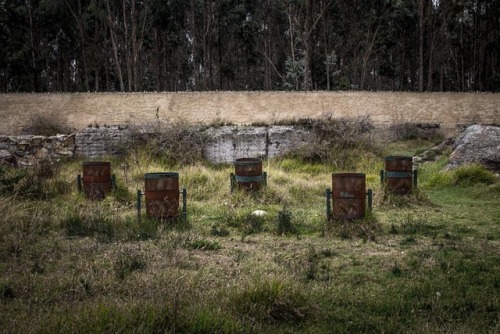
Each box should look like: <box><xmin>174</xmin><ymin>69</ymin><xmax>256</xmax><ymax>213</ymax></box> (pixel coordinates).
<box><xmin>367</xmin><ymin>189</ymin><xmax>373</xmax><ymax>212</ymax></box>
<box><xmin>325</xmin><ymin>188</ymin><xmax>332</xmax><ymax>221</ymax></box>
<box><xmin>413</xmin><ymin>169</ymin><xmax>418</xmax><ymax>189</ymax></box>
<box><xmin>230</xmin><ymin>173</ymin><xmax>235</xmax><ymax>193</ymax></box>
<box><xmin>77</xmin><ymin>174</ymin><xmax>82</xmax><ymax>193</ymax></box>
<box><xmin>137</xmin><ymin>190</ymin><xmax>142</xmax><ymax>222</ymax></box>
<box><xmin>182</xmin><ymin>188</ymin><xmax>187</xmax><ymax>222</ymax></box>
<box><xmin>380</xmin><ymin>170</ymin><xmax>385</xmax><ymax>184</ymax></box>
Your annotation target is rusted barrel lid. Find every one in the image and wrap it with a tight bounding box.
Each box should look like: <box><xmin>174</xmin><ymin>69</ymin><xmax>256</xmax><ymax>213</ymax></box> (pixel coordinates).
<box><xmin>234</xmin><ymin>158</ymin><xmax>262</xmax><ymax>166</ymax></box>
<box><xmin>145</xmin><ymin>172</ymin><xmax>179</xmax><ymax>179</ymax></box>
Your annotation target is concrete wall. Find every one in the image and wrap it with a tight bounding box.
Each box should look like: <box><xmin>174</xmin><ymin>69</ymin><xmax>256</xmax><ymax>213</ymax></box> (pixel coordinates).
<box><xmin>0</xmin><ymin>125</ymin><xmax>313</xmax><ymax>166</ymax></box>
<box><xmin>203</xmin><ymin>125</ymin><xmax>312</xmax><ymax>163</ymax></box>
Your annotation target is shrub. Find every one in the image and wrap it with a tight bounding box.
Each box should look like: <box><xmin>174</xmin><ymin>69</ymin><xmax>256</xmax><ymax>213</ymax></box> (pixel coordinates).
<box><xmin>451</xmin><ymin>164</ymin><xmax>497</xmax><ymax>187</ymax></box>
<box><xmin>288</xmin><ymin>116</ymin><xmax>380</xmax><ymax>169</ymax></box>
<box><xmin>0</xmin><ymin>163</ymin><xmax>65</xmax><ymax>200</ymax></box>
<box><xmin>21</xmin><ymin>113</ymin><xmax>72</xmax><ymax>136</ymax></box>
<box><xmin>275</xmin><ymin>207</ymin><xmax>297</xmax><ymax>236</ymax></box>
<box><xmin>132</xmin><ymin>120</ymin><xmax>209</xmax><ymax>165</ymax></box>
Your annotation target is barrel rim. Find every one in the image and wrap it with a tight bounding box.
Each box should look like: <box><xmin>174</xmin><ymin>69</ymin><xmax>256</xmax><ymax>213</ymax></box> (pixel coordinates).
<box><xmin>385</xmin><ymin>155</ymin><xmax>413</xmax><ymax>161</ymax></box>
<box><xmin>145</xmin><ymin>172</ymin><xmax>179</xmax><ymax>178</ymax></box>
<box><xmin>234</xmin><ymin>157</ymin><xmax>262</xmax><ymax>166</ymax></box>
<box><xmin>83</xmin><ymin>161</ymin><xmax>111</xmax><ymax>166</ymax></box>
<box><xmin>332</xmin><ymin>172</ymin><xmax>366</xmax><ymax>178</ymax></box>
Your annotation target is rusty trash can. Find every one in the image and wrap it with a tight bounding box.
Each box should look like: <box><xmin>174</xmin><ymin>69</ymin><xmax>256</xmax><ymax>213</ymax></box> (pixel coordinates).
<box><xmin>326</xmin><ymin>173</ymin><xmax>372</xmax><ymax>220</ymax></box>
<box><xmin>380</xmin><ymin>156</ymin><xmax>417</xmax><ymax>195</ymax></box>
<box><xmin>78</xmin><ymin>162</ymin><xmax>114</xmax><ymax>200</ymax></box>
<box><xmin>137</xmin><ymin>172</ymin><xmax>187</xmax><ymax>222</ymax></box>
<box><xmin>230</xmin><ymin>158</ymin><xmax>267</xmax><ymax>192</ymax></box>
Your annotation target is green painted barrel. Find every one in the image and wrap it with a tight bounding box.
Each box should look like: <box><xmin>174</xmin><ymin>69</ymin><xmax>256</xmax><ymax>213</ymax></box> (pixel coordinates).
<box><xmin>234</xmin><ymin>158</ymin><xmax>264</xmax><ymax>191</ymax></box>
<box><xmin>331</xmin><ymin>173</ymin><xmax>366</xmax><ymax>220</ymax></box>
<box><xmin>384</xmin><ymin>156</ymin><xmax>413</xmax><ymax>195</ymax></box>
<box><xmin>144</xmin><ymin>172</ymin><xmax>180</xmax><ymax>220</ymax></box>
<box><xmin>82</xmin><ymin>162</ymin><xmax>111</xmax><ymax>200</ymax></box>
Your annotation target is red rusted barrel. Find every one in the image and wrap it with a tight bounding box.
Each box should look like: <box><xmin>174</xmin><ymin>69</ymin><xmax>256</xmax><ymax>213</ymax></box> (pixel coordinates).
<box><xmin>384</xmin><ymin>156</ymin><xmax>413</xmax><ymax>195</ymax></box>
<box><xmin>144</xmin><ymin>172</ymin><xmax>179</xmax><ymax>220</ymax></box>
<box><xmin>82</xmin><ymin>162</ymin><xmax>111</xmax><ymax>200</ymax></box>
<box><xmin>331</xmin><ymin>173</ymin><xmax>366</xmax><ymax>220</ymax></box>
<box><xmin>234</xmin><ymin>158</ymin><xmax>264</xmax><ymax>191</ymax></box>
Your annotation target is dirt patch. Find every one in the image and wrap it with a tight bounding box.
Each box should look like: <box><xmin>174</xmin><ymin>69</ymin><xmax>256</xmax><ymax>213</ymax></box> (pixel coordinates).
<box><xmin>0</xmin><ymin>91</ymin><xmax>498</xmax><ymax>136</ymax></box>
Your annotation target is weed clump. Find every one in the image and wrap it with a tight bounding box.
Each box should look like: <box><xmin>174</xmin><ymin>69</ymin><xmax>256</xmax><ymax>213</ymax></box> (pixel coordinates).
<box><xmin>326</xmin><ymin>214</ymin><xmax>382</xmax><ymax>241</ymax></box>
<box><xmin>451</xmin><ymin>164</ymin><xmax>497</xmax><ymax>187</ymax></box>
<box><xmin>275</xmin><ymin>207</ymin><xmax>297</xmax><ymax>236</ymax></box>
<box><xmin>0</xmin><ymin>164</ymin><xmax>64</xmax><ymax>199</ymax></box>
<box><xmin>380</xmin><ymin>187</ymin><xmax>431</xmax><ymax>208</ymax></box>
<box><xmin>187</xmin><ymin>239</ymin><xmax>221</xmax><ymax>251</ymax></box>
<box><xmin>131</xmin><ymin>120</ymin><xmax>209</xmax><ymax>165</ymax></box>
<box><xmin>21</xmin><ymin>113</ymin><xmax>72</xmax><ymax>136</ymax></box>
<box><xmin>230</xmin><ymin>278</ymin><xmax>309</xmax><ymax>323</ymax></box>
<box><xmin>287</xmin><ymin>115</ymin><xmax>379</xmax><ymax>169</ymax></box>
<box><xmin>114</xmin><ymin>248</ymin><xmax>146</xmax><ymax>280</ymax></box>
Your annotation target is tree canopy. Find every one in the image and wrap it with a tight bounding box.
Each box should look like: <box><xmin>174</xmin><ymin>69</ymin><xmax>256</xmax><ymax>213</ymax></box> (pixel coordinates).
<box><xmin>0</xmin><ymin>0</ymin><xmax>499</xmax><ymax>92</ymax></box>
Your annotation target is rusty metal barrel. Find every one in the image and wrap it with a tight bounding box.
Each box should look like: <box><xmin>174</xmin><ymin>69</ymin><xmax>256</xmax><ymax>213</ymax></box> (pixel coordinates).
<box><xmin>330</xmin><ymin>173</ymin><xmax>367</xmax><ymax>220</ymax></box>
<box><xmin>82</xmin><ymin>162</ymin><xmax>111</xmax><ymax>200</ymax></box>
<box><xmin>383</xmin><ymin>156</ymin><xmax>414</xmax><ymax>195</ymax></box>
<box><xmin>144</xmin><ymin>172</ymin><xmax>180</xmax><ymax>220</ymax></box>
<box><xmin>232</xmin><ymin>158</ymin><xmax>265</xmax><ymax>191</ymax></box>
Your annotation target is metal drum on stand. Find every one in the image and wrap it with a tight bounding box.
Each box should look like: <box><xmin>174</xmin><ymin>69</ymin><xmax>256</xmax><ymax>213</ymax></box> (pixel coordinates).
<box><xmin>232</xmin><ymin>158</ymin><xmax>265</xmax><ymax>192</ymax></box>
<box><xmin>383</xmin><ymin>156</ymin><xmax>415</xmax><ymax>195</ymax></box>
<box><xmin>329</xmin><ymin>173</ymin><xmax>367</xmax><ymax>220</ymax></box>
<box><xmin>144</xmin><ymin>172</ymin><xmax>180</xmax><ymax>220</ymax></box>
<box><xmin>82</xmin><ymin>162</ymin><xmax>111</xmax><ymax>200</ymax></box>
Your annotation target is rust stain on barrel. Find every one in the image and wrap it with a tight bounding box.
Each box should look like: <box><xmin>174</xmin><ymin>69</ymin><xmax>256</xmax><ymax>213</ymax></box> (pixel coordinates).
<box><xmin>234</xmin><ymin>158</ymin><xmax>263</xmax><ymax>191</ymax></box>
<box><xmin>332</xmin><ymin>173</ymin><xmax>366</xmax><ymax>220</ymax></box>
<box><xmin>144</xmin><ymin>172</ymin><xmax>180</xmax><ymax>220</ymax></box>
<box><xmin>385</xmin><ymin>156</ymin><xmax>413</xmax><ymax>195</ymax></box>
<box><xmin>82</xmin><ymin>162</ymin><xmax>111</xmax><ymax>200</ymax></box>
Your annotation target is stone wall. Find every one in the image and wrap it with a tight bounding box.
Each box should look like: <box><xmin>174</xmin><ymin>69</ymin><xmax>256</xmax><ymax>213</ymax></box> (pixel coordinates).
<box><xmin>0</xmin><ymin>134</ymin><xmax>75</xmax><ymax>167</ymax></box>
<box><xmin>74</xmin><ymin>125</ymin><xmax>132</xmax><ymax>157</ymax></box>
<box><xmin>0</xmin><ymin>122</ymin><xmax>445</xmax><ymax>166</ymax></box>
<box><xmin>0</xmin><ymin>124</ymin><xmax>312</xmax><ymax>166</ymax></box>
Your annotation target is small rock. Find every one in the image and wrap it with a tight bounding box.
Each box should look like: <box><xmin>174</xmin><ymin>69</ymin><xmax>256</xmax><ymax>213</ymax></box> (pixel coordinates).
<box><xmin>0</xmin><ymin>149</ymin><xmax>15</xmax><ymax>166</ymax></box>
<box><xmin>251</xmin><ymin>210</ymin><xmax>267</xmax><ymax>217</ymax></box>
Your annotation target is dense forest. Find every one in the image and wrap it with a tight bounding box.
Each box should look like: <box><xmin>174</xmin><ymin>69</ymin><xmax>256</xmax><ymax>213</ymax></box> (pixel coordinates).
<box><xmin>0</xmin><ymin>0</ymin><xmax>499</xmax><ymax>92</ymax></box>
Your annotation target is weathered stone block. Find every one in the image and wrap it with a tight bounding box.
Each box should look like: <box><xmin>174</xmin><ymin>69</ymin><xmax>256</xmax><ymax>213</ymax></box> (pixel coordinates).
<box><xmin>267</xmin><ymin>126</ymin><xmax>312</xmax><ymax>158</ymax></box>
<box><xmin>0</xmin><ymin>149</ymin><xmax>15</xmax><ymax>166</ymax></box>
<box><xmin>447</xmin><ymin>125</ymin><xmax>500</xmax><ymax>172</ymax></box>
<box><xmin>203</xmin><ymin>126</ymin><xmax>267</xmax><ymax>164</ymax></box>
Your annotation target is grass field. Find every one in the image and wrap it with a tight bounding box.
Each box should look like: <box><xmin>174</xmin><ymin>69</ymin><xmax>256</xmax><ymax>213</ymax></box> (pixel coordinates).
<box><xmin>0</xmin><ymin>137</ymin><xmax>499</xmax><ymax>333</ymax></box>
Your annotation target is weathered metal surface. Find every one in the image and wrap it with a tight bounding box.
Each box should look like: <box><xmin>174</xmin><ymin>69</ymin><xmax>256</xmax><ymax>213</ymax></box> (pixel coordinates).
<box><xmin>144</xmin><ymin>172</ymin><xmax>180</xmax><ymax>220</ymax></box>
<box><xmin>331</xmin><ymin>173</ymin><xmax>366</xmax><ymax>220</ymax></box>
<box><xmin>384</xmin><ymin>156</ymin><xmax>413</xmax><ymax>195</ymax></box>
<box><xmin>234</xmin><ymin>158</ymin><xmax>264</xmax><ymax>191</ymax></box>
<box><xmin>82</xmin><ymin>161</ymin><xmax>111</xmax><ymax>200</ymax></box>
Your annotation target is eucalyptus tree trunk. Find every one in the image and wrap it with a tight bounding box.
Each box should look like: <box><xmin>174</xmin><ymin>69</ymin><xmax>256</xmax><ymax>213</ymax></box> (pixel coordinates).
<box><xmin>64</xmin><ymin>0</ymin><xmax>90</xmax><ymax>91</ymax></box>
<box><xmin>418</xmin><ymin>0</ymin><xmax>425</xmax><ymax>91</ymax></box>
